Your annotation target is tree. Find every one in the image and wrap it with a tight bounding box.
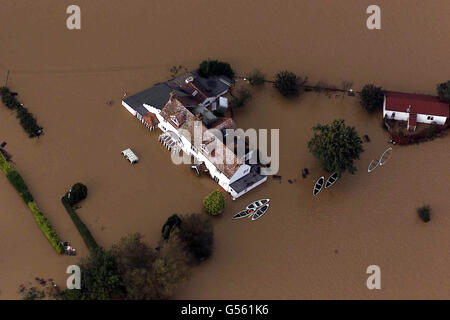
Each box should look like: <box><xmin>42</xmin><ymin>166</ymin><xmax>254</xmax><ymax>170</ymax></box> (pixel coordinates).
<box><xmin>307</xmin><ymin>119</ymin><xmax>364</xmax><ymax>174</ymax></box>
<box><xmin>229</xmin><ymin>88</ymin><xmax>252</xmax><ymax>109</ymax></box>
<box><xmin>161</xmin><ymin>214</ymin><xmax>182</xmax><ymax>240</ymax></box>
<box><xmin>178</xmin><ymin>213</ymin><xmax>214</xmax><ymax>262</ymax></box>
<box><xmin>110</xmin><ymin>233</ymin><xmax>157</xmax><ymax>300</ymax></box>
<box><xmin>247</xmin><ymin>69</ymin><xmax>265</xmax><ymax>86</ymax></box>
<box><xmin>360</xmin><ymin>84</ymin><xmax>384</xmax><ymax>112</ymax></box>
<box><xmin>203</xmin><ymin>189</ymin><xmax>225</xmax><ymax>216</ymax></box>
<box><xmin>151</xmin><ymin>236</ymin><xmax>190</xmax><ymax>299</ymax></box>
<box><xmin>199</xmin><ymin>60</ymin><xmax>235</xmax><ymax>79</ymax></box>
<box><xmin>63</xmin><ymin>249</ymin><xmax>125</xmax><ymax>300</ymax></box>
<box><xmin>273</xmin><ymin>70</ymin><xmax>305</xmax><ymax>97</ymax></box>
<box><xmin>436</xmin><ymin>80</ymin><xmax>450</xmax><ymax>103</ymax></box>
<box><xmin>67</xmin><ymin>182</ymin><xmax>88</xmax><ymax>206</ymax></box>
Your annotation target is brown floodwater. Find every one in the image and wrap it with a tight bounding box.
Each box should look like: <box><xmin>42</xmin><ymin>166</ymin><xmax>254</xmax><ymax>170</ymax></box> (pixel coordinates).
<box><xmin>0</xmin><ymin>0</ymin><xmax>449</xmax><ymax>299</ymax></box>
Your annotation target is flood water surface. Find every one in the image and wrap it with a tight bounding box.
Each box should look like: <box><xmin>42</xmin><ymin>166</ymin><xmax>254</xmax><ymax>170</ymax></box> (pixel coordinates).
<box><xmin>0</xmin><ymin>0</ymin><xmax>449</xmax><ymax>299</ymax></box>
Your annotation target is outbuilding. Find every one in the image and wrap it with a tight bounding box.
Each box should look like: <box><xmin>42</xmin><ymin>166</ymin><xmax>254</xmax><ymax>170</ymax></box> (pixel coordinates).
<box><xmin>383</xmin><ymin>91</ymin><xmax>449</xmax><ymax>131</ymax></box>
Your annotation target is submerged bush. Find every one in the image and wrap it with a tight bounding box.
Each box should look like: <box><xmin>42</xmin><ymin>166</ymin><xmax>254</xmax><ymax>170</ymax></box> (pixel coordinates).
<box><xmin>6</xmin><ymin>170</ymin><xmax>33</xmax><ymax>203</ymax></box>
<box><xmin>203</xmin><ymin>189</ymin><xmax>225</xmax><ymax>216</ymax></box>
<box><xmin>67</xmin><ymin>182</ymin><xmax>88</xmax><ymax>206</ymax></box>
<box><xmin>229</xmin><ymin>88</ymin><xmax>252</xmax><ymax>109</ymax></box>
<box><xmin>360</xmin><ymin>84</ymin><xmax>385</xmax><ymax>113</ymax></box>
<box><xmin>417</xmin><ymin>205</ymin><xmax>431</xmax><ymax>223</ymax></box>
<box><xmin>273</xmin><ymin>70</ymin><xmax>304</xmax><ymax>98</ymax></box>
<box><xmin>247</xmin><ymin>69</ymin><xmax>266</xmax><ymax>86</ymax></box>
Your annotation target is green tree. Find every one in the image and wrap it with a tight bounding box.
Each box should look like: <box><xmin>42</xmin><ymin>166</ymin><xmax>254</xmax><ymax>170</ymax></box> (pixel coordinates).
<box><xmin>203</xmin><ymin>189</ymin><xmax>225</xmax><ymax>216</ymax></box>
<box><xmin>67</xmin><ymin>182</ymin><xmax>88</xmax><ymax>206</ymax></box>
<box><xmin>110</xmin><ymin>233</ymin><xmax>157</xmax><ymax>300</ymax></box>
<box><xmin>307</xmin><ymin>119</ymin><xmax>364</xmax><ymax>174</ymax></box>
<box><xmin>273</xmin><ymin>70</ymin><xmax>305</xmax><ymax>98</ymax></box>
<box><xmin>360</xmin><ymin>84</ymin><xmax>384</xmax><ymax>113</ymax></box>
<box><xmin>161</xmin><ymin>214</ymin><xmax>182</xmax><ymax>240</ymax></box>
<box><xmin>64</xmin><ymin>249</ymin><xmax>125</xmax><ymax>300</ymax></box>
<box><xmin>199</xmin><ymin>60</ymin><xmax>235</xmax><ymax>79</ymax></box>
<box><xmin>151</xmin><ymin>236</ymin><xmax>190</xmax><ymax>299</ymax></box>
<box><xmin>436</xmin><ymin>80</ymin><xmax>450</xmax><ymax>103</ymax></box>
<box><xmin>229</xmin><ymin>88</ymin><xmax>252</xmax><ymax>109</ymax></box>
<box><xmin>178</xmin><ymin>213</ymin><xmax>214</xmax><ymax>262</ymax></box>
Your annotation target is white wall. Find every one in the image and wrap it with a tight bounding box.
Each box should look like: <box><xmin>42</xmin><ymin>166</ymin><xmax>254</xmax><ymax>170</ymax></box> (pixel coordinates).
<box><xmin>122</xmin><ymin>101</ymin><xmax>137</xmax><ymax>116</ymax></box>
<box><xmin>416</xmin><ymin>114</ymin><xmax>446</xmax><ymax>125</ymax></box>
<box><xmin>230</xmin><ymin>175</ymin><xmax>268</xmax><ymax>200</ymax></box>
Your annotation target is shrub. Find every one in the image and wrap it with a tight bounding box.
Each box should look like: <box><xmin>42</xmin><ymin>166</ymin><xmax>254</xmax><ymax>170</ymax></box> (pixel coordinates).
<box><xmin>229</xmin><ymin>88</ymin><xmax>252</xmax><ymax>109</ymax></box>
<box><xmin>28</xmin><ymin>202</ymin><xmax>64</xmax><ymax>254</ymax></box>
<box><xmin>417</xmin><ymin>205</ymin><xmax>431</xmax><ymax>223</ymax></box>
<box><xmin>203</xmin><ymin>189</ymin><xmax>225</xmax><ymax>216</ymax></box>
<box><xmin>67</xmin><ymin>182</ymin><xmax>88</xmax><ymax>206</ymax></box>
<box><xmin>178</xmin><ymin>213</ymin><xmax>214</xmax><ymax>262</ymax></box>
<box><xmin>273</xmin><ymin>70</ymin><xmax>304</xmax><ymax>97</ymax></box>
<box><xmin>436</xmin><ymin>80</ymin><xmax>450</xmax><ymax>103</ymax></box>
<box><xmin>6</xmin><ymin>170</ymin><xmax>33</xmax><ymax>203</ymax></box>
<box><xmin>247</xmin><ymin>69</ymin><xmax>265</xmax><ymax>86</ymax></box>
<box><xmin>161</xmin><ymin>214</ymin><xmax>182</xmax><ymax>240</ymax></box>
<box><xmin>199</xmin><ymin>60</ymin><xmax>235</xmax><ymax>79</ymax></box>
<box><xmin>307</xmin><ymin>119</ymin><xmax>364</xmax><ymax>174</ymax></box>
<box><xmin>0</xmin><ymin>86</ymin><xmax>43</xmax><ymax>137</ymax></box>
<box><xmin>360</xmin><ymin>84</ymin><xmax>385</xmax><ymax>113</ymax></box>
<box><xmin>61</xmin><ymin>195</ymin><xmax>99</xmax><ymax>253</ymax></box>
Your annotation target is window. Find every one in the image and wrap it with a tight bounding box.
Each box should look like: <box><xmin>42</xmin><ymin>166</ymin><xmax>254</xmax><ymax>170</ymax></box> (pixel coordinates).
<box><xmin>391</xmin><ymin>112</ymin><xmax>396</xmax><ymax>118</ymax></box>
<box><xmin>427</xmin><ymin>116</ymin><xmax>434</xmax><ymax>120</ymax></box>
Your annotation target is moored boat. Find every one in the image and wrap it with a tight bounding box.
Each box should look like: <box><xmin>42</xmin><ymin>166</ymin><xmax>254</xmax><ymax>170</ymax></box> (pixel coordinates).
<box><xmin>246</xmin><ymin>199</ymin><xmax>270</xmax><ymax>210</ymax></box>
<box><xmin>313</xmin><ymin>176</ymin><xmax>325</xmax><ymax>196</ymax></box>
<box><xmin>324</xmin><ymin>172</ymin><xmax>339</xmax><ymax>189</ymax></box>
<box><xmin>251</xmin><ymin>204</ymin><xmax>270</xmax><ymax>221</ymax></box>
<box><xmin>232</xmin><ymin>208</ymin><xmax>256</xmax><ymax>220</ymax></box>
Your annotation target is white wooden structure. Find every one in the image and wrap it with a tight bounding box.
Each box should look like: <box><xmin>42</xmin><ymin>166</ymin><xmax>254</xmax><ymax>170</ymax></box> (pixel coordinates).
<box><xmin>121</xmin><ymin>148</ymin><xmax>139</xmax><ymax>164</ymax></box>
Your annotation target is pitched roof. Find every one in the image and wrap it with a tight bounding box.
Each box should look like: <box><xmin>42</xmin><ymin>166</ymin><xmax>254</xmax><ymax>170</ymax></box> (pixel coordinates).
<box><xmin>142</xmin><ymin>113</ymin><xmax>159</xmax><ymax>127</ymax></box>
<box><xmin>123</xmin><ymin>83</ymin><xmax>172</xmax><ymax>114</ymax></box>
<box><xmin>160</xmin><ymin>95</ymin><xmax>242</xmax><ymax>179</ymax></box>
<box><xmin>385</xmin><ymin>91</ymin><xmax>449</xmax><ymax>117</ymax></box>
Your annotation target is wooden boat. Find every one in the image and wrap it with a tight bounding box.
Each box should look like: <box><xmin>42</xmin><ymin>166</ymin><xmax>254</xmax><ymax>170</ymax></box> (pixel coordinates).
<box><xmin>251</xmin><ymin>204</ymin><xmax>270</xmax><ymax>221</ymax></box>
<box><xmin>232</xmin><ymin>208</ymin><xmax>256</xmax><ymax>220</ymax></box>
<box><xmin>379</xmin><ymin>147</ymin><xmax>392</xmax><ymax>166</ymax></box>
<box><xmin>324</xmin><ymin>172</ymin><xmax>339</xmax><ymax>189</ymax></box>
<box><xmin>313</xmin><ymin>176</ymin><xmax>325</xmax><ymax>196</ymax></box>
<box><xmin>246</xmin><ymin>199</ymin><xmax>270</xmax><ymax>210</ymax></box>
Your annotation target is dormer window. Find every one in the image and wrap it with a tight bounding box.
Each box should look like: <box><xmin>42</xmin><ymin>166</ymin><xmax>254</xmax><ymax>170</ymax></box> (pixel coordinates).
<box><xmin>171</xmin><ymin>115</ymin><xmax>179</xmax><ymax>127</ymax></box>
<box><xmin>192</xmin><ymin>90</ymin><xmax>198</xmax><ymax>97</ymax></box>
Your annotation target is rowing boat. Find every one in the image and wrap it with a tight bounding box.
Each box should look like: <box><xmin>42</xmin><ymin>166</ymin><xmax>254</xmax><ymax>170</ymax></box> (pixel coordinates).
<box><xmin>232</xmin><ymin>208</ymin><xmax>256</xmax><ymax>220</ymax></box>
<box><xmin>313</xmin><ymin>176</ymin><xmax>325</xmax><ymax>196</ymax></box>
<box><xmin>324</xmin><ymin>172</ymin><xmax>339</xmax><ymax>189</ymax></box>
<box><xmin>251</xmin><ymin>204</ymin><xmax>270</xmax><ymax>221</ymax></box>
<box><xmin>379</xmin><ymin>147</ymin><xmax>392</xmax><ymax>166</ymax></box>
<box><xmin>246</xmin><ymin>199</ymin><xmax>270</xmax><ymax>210</ymax></box>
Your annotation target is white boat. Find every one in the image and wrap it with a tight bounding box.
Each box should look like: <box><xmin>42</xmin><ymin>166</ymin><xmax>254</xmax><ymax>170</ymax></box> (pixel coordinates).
<box><xmin>246</xmin><ymin>199</ymin><xmax>270</xmax><ymax>210</ymax></box>
<box><xmin>324</xmin><ymin>172</ymin><xmax>339</xmax><ymax>189</ymax></box>
<box><xmin>313</xmin><ymin>176</ymin><xmax>325</xmax><ymax>196</ymax></box>
<box><xmin>232</xmin><ymin>208</ymin><xmax>256</xmax><ymax>220</ymax></box>
<box><xmin>368</xmin><ymin>159</ymin><xmax>379</xmax><ymax>173</ymax></box>
<box><xmin>379</xmin><ymin>147</ymin><xmax>392</xmax><ymax>166</ymax></box>
<box><xmin>251</xmin><ymin>204</ymin><xmax>270</xmax><ymax>221</ymax></box>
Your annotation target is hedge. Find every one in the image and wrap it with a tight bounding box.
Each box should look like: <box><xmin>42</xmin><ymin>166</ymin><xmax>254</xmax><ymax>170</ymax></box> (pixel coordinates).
<box><xmin>0</xmin><ymin>152</ymin><xmax>64</xmax><ymax>254</ymax></box>
<box><xmin>0</xmin><ymin>86</ymin><xmax>43</xmax><ymax>138</ymax></box>
<box><xmin>61</xmin><ymin>195</ymin><xmax>99</xmax><ymax>253</ymax></box>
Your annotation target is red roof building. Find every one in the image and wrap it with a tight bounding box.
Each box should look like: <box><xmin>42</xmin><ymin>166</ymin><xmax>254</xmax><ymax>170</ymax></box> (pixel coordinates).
<box><xmin>383</xmin><ymin>91</ymin><xmax>449</xmax><ymax>130</ymax></box>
